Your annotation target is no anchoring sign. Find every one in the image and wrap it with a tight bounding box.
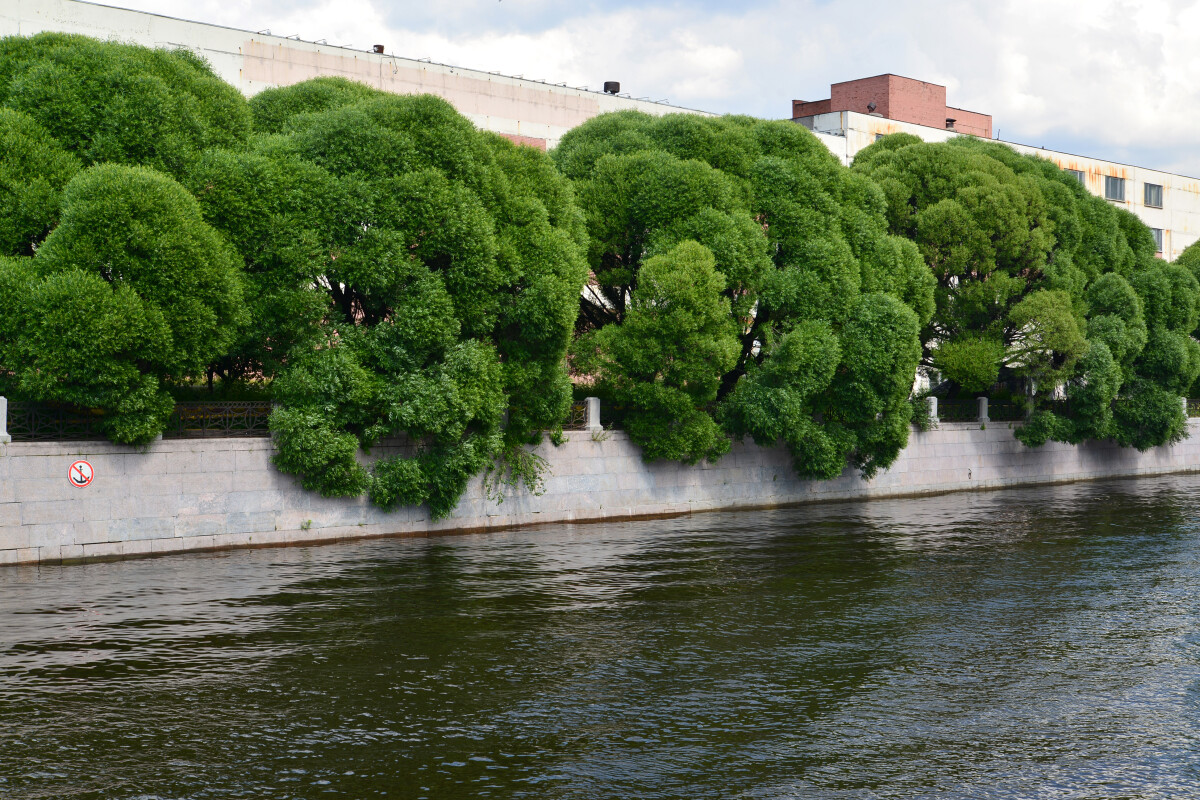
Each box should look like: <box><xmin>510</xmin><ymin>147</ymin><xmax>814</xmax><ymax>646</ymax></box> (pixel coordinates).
<box><xmin>69</xmin><ymin>460</ymin><xmax>93</xmax><ymax>488</ymax></box>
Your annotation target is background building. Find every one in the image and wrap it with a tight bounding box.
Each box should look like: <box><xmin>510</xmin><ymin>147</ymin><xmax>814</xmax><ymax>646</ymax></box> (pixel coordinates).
<box><xmin>793</xmin><ymin>76</ymin><xmax>1200</xmax><ymax>262</ymax></box>
<box><xmin>794</xmin><ymin>74</ymin><xmax>991</xmax><ymax>138</ymax></box>
<box><xmin>0</xmin><ymin>0</ymin><xmax>710</xmax><ymax>150</ymax></box>
<box><xmin>4</xmin><ymin>1</ymin><xmax>1197</xmax><ymax>260</ymax></box>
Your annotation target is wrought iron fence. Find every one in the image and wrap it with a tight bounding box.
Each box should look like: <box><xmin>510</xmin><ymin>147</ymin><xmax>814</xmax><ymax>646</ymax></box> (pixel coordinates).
<box><xmin>5</xmin><ymin>401</ymin><xmax>274</xmax><ymax>441</ymax></box>
<box><xmin>163</xmin><ymin>402</ymin><xmax>273</xmax><ymax>438</ymax></box>
<box><xmin>562</xmin><ymin>402</ymin><xmax>589</xmax><ymax>430</ymax></box>
<box><xmin>7</xmin><ymin>402</ymin><xmax>107</xmax><ymax>441</ymax></box>
<box><xmin>988</xmin><ymin>402</ymin><xmax>1026</xmax><ymax>422</ymax></box>
<box><xmin>937</xmin><ymin>398</ymin><xmax>978</xmax><ymax>422</ymax></box>
<box><xmin>1188</xmin><ymin>398</ymin><xmax>1200</xmax><ymax>419</ymax></box>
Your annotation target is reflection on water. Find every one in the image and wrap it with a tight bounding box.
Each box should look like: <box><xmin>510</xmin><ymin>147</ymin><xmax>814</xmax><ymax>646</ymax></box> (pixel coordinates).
<box><xmin>4</xmin><ymin>476</ymin><xmax>1200</xmax><ymax>798</ymax></box>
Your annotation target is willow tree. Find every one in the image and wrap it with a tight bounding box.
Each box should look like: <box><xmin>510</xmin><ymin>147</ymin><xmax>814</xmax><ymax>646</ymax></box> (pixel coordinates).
<box><xmin>554</xmin><ymin>112</ymin><xmax>934</xmax><ymax>478</ymax></box>
<box><xmin>3</xmin><ymin>164</ymin><xmax>246</xmax><ymax>443</ymax></box>
<box><xmin>853</xmin><ymin>134</ymin><xmax>1196</xmax><ymax>450</ymax></box>
<box><xmin>0</xmin><ymin>33</ymin><xmax>250</xmax><ymax>177</ymax></box>
<box><xmin>0</xmin><ymin>34</ymin><xmax>253</xmax><ymax>443</ymax></box>
<box><xmin>233</xmin><ymin>84</ymin><xmax>588</xmax><ymax>518</ymax></box>
<box><xmin>0</xmin><ymin>108</ymin><xmax>80</xmax><ymax>257</ymax></box>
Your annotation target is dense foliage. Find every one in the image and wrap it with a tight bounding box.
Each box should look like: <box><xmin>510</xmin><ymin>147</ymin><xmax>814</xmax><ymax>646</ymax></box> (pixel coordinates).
<box><xmin>0</xmin><ymin>35</ymin><xmax>587</xmax><ymax>520</ymax></box>
<box><xmin>0</xmin><ymin>34</ymin><xmax>252</xmax><ymax>443</ymax></box>
<box><xmin>226</xmin><ymin>84</ymin><xmax>588</xmax><ymax>518</ymax></box>
<box><xmin>4</xmin><ymin>31</ymin><xmax>1200</xmax><ymax>520</ymax></box>
<box><xmin>1</xmin><ymin>164</ymin><xmax>246</xmax><ymax>443</ymax></box>
<box><xmin>853</xmin><ymin>135</ymin><xmax>1197</xmax><ymax>450</ymax></box>
<box><xmin>0</xmin><ymin>33</ymin><xmax>250</xmax><ymax>177</ymax></box>
<box><xmin>555</xmin><ymin>111</ymin><xmax>933</xmax><ymax>478</ymax></box>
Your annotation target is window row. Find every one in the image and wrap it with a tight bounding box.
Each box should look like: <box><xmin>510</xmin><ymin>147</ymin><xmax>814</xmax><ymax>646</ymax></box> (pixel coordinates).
<box><xmin>1066</xmin><ymin>171</ymin><xmax>1164</xmax><ymax>208</ymax></box>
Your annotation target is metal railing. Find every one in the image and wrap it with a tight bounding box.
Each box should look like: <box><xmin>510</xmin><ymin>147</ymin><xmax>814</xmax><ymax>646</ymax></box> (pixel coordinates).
<box><xmin>6</xmin><ymin>401</ymin><xmax>107</xmax><ymax>442</ymax></box>
<box><xmin>937</xmin><ymin>398</ymin><xmax>979</xmax><ymax>422</ymax></box>
<box><xmin>4</xmin><ymin>400</ymin><xmax>274</xmax><ymax>442</ymax></box>
<box><xmin>1188</xmin><ymin>398</ymin><xmax>1200</xmax><ymax>419</ymax></box>
<box><xmin>988</xmin><ymin>402</ymin><xmax>1026</xmax><ymax>422</ymax></box>
<box><xmin>562</xmin><ymin>401</ymin><xmax>589</xmax><ymax>431</ymax></box>
<box><xmin>163</xmin><ymin>402</ymin><xmax>273</xmax><ymax>438</ymax></box>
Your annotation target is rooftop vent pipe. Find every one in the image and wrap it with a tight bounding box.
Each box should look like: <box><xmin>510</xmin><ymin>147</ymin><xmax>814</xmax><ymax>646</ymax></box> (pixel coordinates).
<box><xmin>373</xmin><ymin>44</ymin><xmax>385</xmax><ymax>54</ymax></box>
<box><xmin>945</xmin><ymin>118</ymin><xmax>957</xmax><ymax>130</ymax></box>
<box><xmin>603</xmin><ymin>81</ymin><xmax>620</xmax><ymax>94</ymax></box>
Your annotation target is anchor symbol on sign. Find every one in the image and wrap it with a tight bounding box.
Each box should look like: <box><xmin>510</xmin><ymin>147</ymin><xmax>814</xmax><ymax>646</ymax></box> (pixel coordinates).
<box><xmin>68</xmin><ymin>460</ymin><xmax>93</xmax><ymax>488</ymax></box>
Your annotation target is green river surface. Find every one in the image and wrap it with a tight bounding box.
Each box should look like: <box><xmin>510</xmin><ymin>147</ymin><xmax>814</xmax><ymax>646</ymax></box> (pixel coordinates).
<box><xmin>5</xmin><ymin>474</ymin><xmax>1200</xmax><ymax>799</ymax></box>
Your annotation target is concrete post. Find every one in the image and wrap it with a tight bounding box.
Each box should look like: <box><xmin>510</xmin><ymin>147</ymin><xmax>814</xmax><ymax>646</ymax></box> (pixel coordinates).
<box><xmin>977</xmin><ymin>396</ymin><xmax>989</xmax><ymax>423</ymax></box>
<box><xmin>1183</xmin><ymin>397</ymin><xmax>1190</xmax><ymax>418</ymax></box>
<box><xmin>585</xmin><ymin>396</ymin><xmax>602</xmax><ymax>433</ymax></box>
<box><xmin>0</xmin><ymin>396</ymin><xmax>9</xmax><ymax>444</ymax></box>
<box><xmin>926</xmin><ymin>395</ymin><xmax>938</xmax><ymax>423</ymax></box>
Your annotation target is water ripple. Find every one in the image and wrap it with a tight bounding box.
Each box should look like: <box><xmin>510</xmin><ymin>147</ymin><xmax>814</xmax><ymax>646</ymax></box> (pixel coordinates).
<box><xmin>2</xmin><ymin>476</ymin><xmax>1200</xmax><ymax>798</ymax></box>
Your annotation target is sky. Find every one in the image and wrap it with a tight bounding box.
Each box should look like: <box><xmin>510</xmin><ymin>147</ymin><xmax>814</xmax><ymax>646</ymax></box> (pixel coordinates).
<box><xmin>95</xmin><ymin>0</ymin><xmax>1200</xmax><ymax>177</ymax></box>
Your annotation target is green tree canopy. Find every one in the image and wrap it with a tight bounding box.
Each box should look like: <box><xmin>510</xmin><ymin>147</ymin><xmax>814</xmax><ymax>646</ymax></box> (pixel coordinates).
<box><xmin>3</xmin><ymin>164</ymin><xmax>246</xmax><ymax>443</ymax></box>
<box><xmin>248</xmin><ymin>76</ymin><xmax>381</xmax><ymax>135</ymax></box>
<box><xmin>577</xmin><ymin>241</ymin><xmax>740</xmax><ymax>463</ymax></box>
<box><xmin>554</xmin><ymin>111</ymin><xmax>932</xmax><ymax>478</ymax></box>
<box><xmin>854</xmin><ymin>134</ymin><xmax>1194</xmax><ymax>450</ymax></box>
<box><xmin>0</xmin><ymin>108</ymin><xmax>80</xmax><ymax>256</ymax></box>
<box><xmin>0</xmin><ymin>33</ymin><xmax>250</xmax><ymax>176</ymax></box>
<box><xmin>234</xmin><ymin>86</ymin><xmax>588</xmax><ymax>518</ymax></box>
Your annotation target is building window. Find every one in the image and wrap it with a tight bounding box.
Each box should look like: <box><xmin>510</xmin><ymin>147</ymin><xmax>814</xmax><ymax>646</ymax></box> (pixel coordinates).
<box><xmin>1067</xmin><ymin>169</ymin><xmax>1085</xmax><ymax>185</ymax></box>
<box><xmin>1144</xmin><ymin>182</ymin><xmax>1163</xmax><ymax>208</ymax></box>
<box><xmin>1151</xmin><ymin>228</ymin><xmax>1164</xmax><ymax>253</ymax></box>
<box><xmin>1105</xmin><ymin>175</ymin><xmax>1125</xmax><ymax>201</ymax></box>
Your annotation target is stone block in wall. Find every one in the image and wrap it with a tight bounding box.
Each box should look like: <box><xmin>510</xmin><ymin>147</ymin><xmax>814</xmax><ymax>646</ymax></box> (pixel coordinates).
<box><xmin>0</xmin><ymin>547</ymin><xmax>40</xmax><ymax>565</ymax></box>
<box><xmin>225</xmin><ymin>510</ymin><xmax>277</xmax><ymax>535</ymax></box>
<box><xmin>24</xmin><ymin>523</ymin><xmax>75</xmax><ymax>549</ymax></box>
<box><xmin>123</xmin><ymin>450</ymin><xmax>183</xmax><ymax>477</ymax></box>
<box><xmin>223</xmin><ymin>469</ymin><xmax>289</xmax><ymax>493</ymax></box>
<box><xmin>0</xmin><ymin>525</ymin><xmax>31</xmax><ymax>550</ymax></box>
<box><xmin>12</xmin><ymin>454</ymin><xmax>75</xmax><ymax>480</ymax></box>
<box><xmin>152</xmin><ymin>534</ymin><xmax>216</xmax><ymax>553</ymax></box>
<box><xmin>81</xmin><ymin>541</ymin><xmax>128</xmax><ymax>560</ymax></box>
<box><xmin>163</xmin><ymin>451</ymin><xmax>215</xmax><ymax>476</ymax></box>
<box><xmin>233</xmin><ymin>448</ymin><xmax>273</xmax><ymax>473</ymax></box>
<box><xmin>72</xmin><ymin>519</ymin><xmax>112</xmax><ymax>545</ymax></box>
<box><xmin>109</xmin><ymin>516</ymin><xmax>175</xmax><ymax>541</ymax></box>
<box><xmin>120</xmin><ymin>472</ymin><xmax>183</xmax><ymax>497</ymax></box>
<box><xmin>0</xmin><ymin>503</ymin><xmax>19</xmax><ymax>530</ymax></box>
<box><xmin>19</xmin><ymin>499</ymin><xmax>95</xmax><ymax>527</ymax></box>
<box><xmin>111</xmin><ymin>494</ymin><xmax>181</xmax><ymax>522</ymax></box>
<box><xmin>224</xmin><ymin>490</ymin><xmax>284</xmax><ymax>515</ymax></box>
<box><xmin>56</xmin><ymin>543</ymin><xmax>85</xmax><ymax>562</ymax></box>
<box><xmin>177</xmin><ymin>491</ymin><xmax>228</xmax><ymax>516</ymax></box>
<box><xmin>174</xmin><ymin>515</ymin><xmax>226</xmax><ymax>538</ymax></box>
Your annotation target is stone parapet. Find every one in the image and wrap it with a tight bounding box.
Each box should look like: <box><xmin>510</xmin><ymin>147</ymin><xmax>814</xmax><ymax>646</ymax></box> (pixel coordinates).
<box><xmin>3</xmin><ymin>421</ymin><xmax>1200</xmax><ymax>566</ymax></box>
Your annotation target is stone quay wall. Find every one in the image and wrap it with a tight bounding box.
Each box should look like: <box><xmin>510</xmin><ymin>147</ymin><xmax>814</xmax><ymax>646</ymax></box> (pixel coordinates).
<box><xmin>3</xmin><ymin>420</ymin><xmax>1200</xmax><ymax>566</ymax></box>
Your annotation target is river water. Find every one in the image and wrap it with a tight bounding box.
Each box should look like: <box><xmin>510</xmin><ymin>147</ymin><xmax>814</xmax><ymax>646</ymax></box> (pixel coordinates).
<box><xmin>4</xmin><ymin>476</ymin><xmax>1200</xmax><ymax>799</ymax></box>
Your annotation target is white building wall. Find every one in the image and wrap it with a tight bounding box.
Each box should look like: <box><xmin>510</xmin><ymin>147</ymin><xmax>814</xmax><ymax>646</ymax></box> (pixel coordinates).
<box><xmin>798</xmin><ymin>110</ymin><xmax>1200</xmax><ymax>262</ymax></box>
<box><xmin>0</xmin><ymin>0</ymin><xmax>711</xmax><ymax>149</ymax></box>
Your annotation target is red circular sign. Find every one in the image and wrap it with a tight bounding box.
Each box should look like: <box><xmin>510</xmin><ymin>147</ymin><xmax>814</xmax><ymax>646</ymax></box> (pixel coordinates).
<box><xmin>68</xmin><ymin>460</ymin><xmax>94</xmax><ymax>488</ymax></box>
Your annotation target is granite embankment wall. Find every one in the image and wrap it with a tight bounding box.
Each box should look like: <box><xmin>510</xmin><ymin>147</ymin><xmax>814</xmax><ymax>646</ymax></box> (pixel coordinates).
<box><xmin>3</xmin><ymin>420</ymin><xmax>1200</xmax><ymax>566</ymax></box>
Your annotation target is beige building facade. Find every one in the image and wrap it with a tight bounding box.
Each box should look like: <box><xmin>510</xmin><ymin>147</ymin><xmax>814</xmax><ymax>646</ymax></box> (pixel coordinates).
<box><xmin>4</xmin><ymin>1</ymin><xmax>1197</xmax><ymax>260</ymax></box>
<box><xmin>0</xmin><ymin>0</ymin><xmax>709</xmax><ymax>150</ymax></box>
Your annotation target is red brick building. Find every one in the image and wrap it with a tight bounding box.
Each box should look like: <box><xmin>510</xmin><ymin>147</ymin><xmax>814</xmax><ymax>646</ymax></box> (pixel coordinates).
<box><xmin>792</xmin><ymin>74</ymin><xmax>991</xmax><ymax>138</ymax></box>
